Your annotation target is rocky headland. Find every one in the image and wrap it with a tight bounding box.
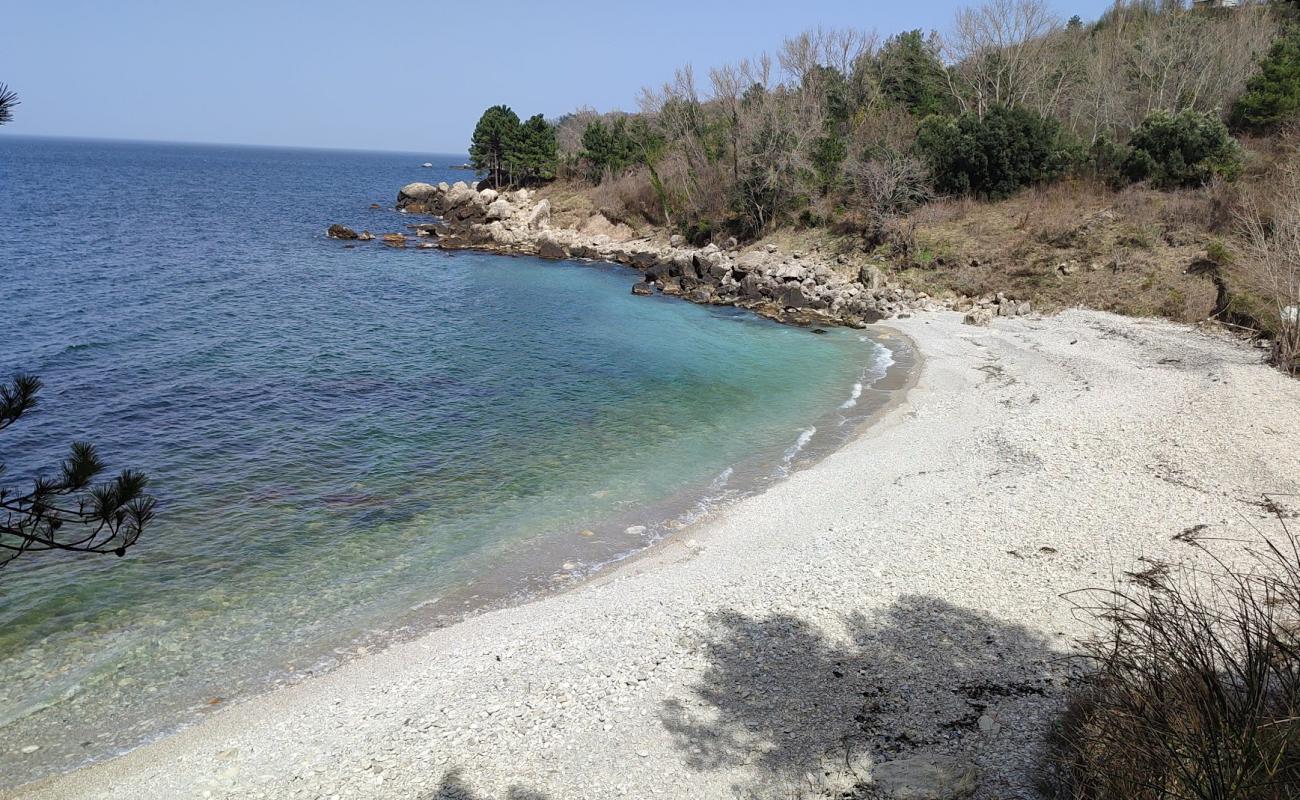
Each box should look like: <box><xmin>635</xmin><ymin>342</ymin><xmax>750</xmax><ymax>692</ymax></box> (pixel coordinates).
<box><xmin>342</xmin><ymin>181</ymin><xmax>1036</xmax><ymax>328</ymax></box>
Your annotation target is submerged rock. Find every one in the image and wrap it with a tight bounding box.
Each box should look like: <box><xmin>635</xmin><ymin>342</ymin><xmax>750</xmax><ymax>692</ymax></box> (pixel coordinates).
<box><xmin>382</xmin><ymin>233</ymin><xmax>407</xmax><ymax>248</ymax></box>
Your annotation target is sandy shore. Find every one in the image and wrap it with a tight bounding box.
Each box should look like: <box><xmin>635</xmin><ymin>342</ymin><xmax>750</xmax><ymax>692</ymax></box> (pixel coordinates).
<box><xmin>12</xmin><ymin>309</ymin><xmax>1300</xmax><ymax>800</ymax></box>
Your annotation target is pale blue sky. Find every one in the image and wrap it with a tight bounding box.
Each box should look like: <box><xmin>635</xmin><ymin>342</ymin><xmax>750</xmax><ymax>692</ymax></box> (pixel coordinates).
<box><xmin>0</xmin><ymin>0</ymin><xmax>1112</xmax><ymax>154</ymax></box>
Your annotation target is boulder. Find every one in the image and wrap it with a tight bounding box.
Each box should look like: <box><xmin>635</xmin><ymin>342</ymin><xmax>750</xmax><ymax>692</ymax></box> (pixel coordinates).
<box><xmin>327</xmin><ymin>224</ymin><xmax>359</xmax><ymax>240</ymax></box>
<box><xmin>963</xmin><ymin>308</ymin><xmax>994</xmax><ymax>326</ymax></box>
<box><xmin>773</xmin><ymin>262</ymin><xmax>807</xmax><ymax>282</ymax></box>
<box><xmin>478</xmin><ymin>188</ymin><xmax>499</xmax><ymax>204</ymax></box>
<box><xmin>537</xmin><ymin>234</ymin><xmax>568</xmax><ymax>260</ymax></box>
<box><xmin>778</xmin><ymin>284</ymin><xmax>809</xmax><ymax>309</ymax></box>
<box><xmin>444</xmin><ymin>182</ymin><xmax>477</xmax><ymax>209</ymax></box>
<box><xmin>870</xmin><ymin>755</ymin><xmax>978</xmax><ymax>800</ymax></box>
<box><xmin>631</xmin><ymin>281</ymin><xmax>654</xmax><ymax>296</ymax></box>
<box><xmin>671</xmin><ymin>252</ymin><xmax>698</xmax><ymax>280</ymax></box>
<box><xmin>740</xmin><ymin>272</ymin><xmax>768</xmax><ymax>299</ymax></box>
<box><xmin>859</xmin><ymin>264</ymin><xmax>885</xmax><ymax>291</ymax></box>
<box><xmin>358</xmin><ymin>231</ymin><xmax>374</xmax><ymax>241</ymax></box>
<box><xmin>527</xmin><ymin>199</ymin><xmax>552</xmax><ymax>230</ymax></box>
<box><xmin>382</xmin><ymin>233</ymin><xmax>407</xmax><ymax>248</ymax></box>
<box><xmin>486</xmin><ymin>198</ymin><xmax>514</xmax><ymax>221</ymax></box>
<box><xmin>487</xmin><ymin>222</ymin><xmax>518</xmax><ymax>246</ymax></box>
<box><xmin>670</xmin><ymin>233</ymin><xmax>685</xmax><ymax>247</ymax></box>
<box><xmin>695</xmin><ymin>251</ymin><xmax>730</xmax><ymax>280</ymax></box>
<box><xmin>736</xmin><ymin>251</ymin><xmax>770</xmax><ymax>274</ymax></box>
<box><xmin>397</xmin><ymin>182</ymin><xmax>438</xmax><ymax>208</ymax></box>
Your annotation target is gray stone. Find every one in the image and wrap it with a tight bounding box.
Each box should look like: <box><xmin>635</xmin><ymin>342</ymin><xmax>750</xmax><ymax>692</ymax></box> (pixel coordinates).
<box><xmin>486</xmin><ymin>198</ymin><xmax>514</xmax><ymax>221</ymax></box>
<box><xmin>870</xmin><ymin>755</ymin><xmax>977</xmax><ymax>800</ymax></box>
<box><xmin>397</xmin><ymin>182</ymin><xmax>438</xmax><ymax>203</ymax></box>
<box><xmin>443</xmin><ymin>183</ymin><xmax>477</xmax><ymax>209</ymax></box>
<box><xmin>859</xmin><ymin>264</ymin><xmax>885</xmax><ymax>291</ymax></box>
<box><xmin>964</xmin><ymin>308</ymin><xmax>994</xmax><ymax>327</ymax></box>
<box><xmin>528</xmin><ymin>199</ymin><xmax>551</xmax><ymax>230</ymax></box>
<box><xmin>537</xmin><ymin>235</ymin><xmax>568</xmax><ymax>260</ymax></box>
<box><xmin>735</xmin><ymin>251</ymin><xmax>770</xmax><ymax>274</ymax></box>
<box><xmin>631</xmin><ymin>282</ymin><xmax>654</xmax><ymax>296</ymax></box>
<box><xmin>778</xmin><ymin>284</ymin><xmax>809</xmax><ymax>309</ymax></box>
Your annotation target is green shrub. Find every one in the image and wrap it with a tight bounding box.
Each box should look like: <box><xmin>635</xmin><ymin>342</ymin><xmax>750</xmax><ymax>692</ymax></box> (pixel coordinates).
<box><xmin>1231</xmin><ymin>26</ymin><xmax>1300</xmax><ymax>134</ymax></box>
<box><xmin>915</xmin><ymin>105</ymin><xmax>1071</xmax><ymax>199</ymax></box>
<box><xmin>1206</xmin><ymin>239</ymin><xmax>1233</xmax><ymax>265</ymax></box>
<box><xmin>1122</xmin><ymin>110</ymin><xmax>1242</xmax><ymax>189</ymax></box>
<box><xmin>1083</xmin><ymin>133</ymin><xmax>1130</xmax><ymax>186</ymax></box>
<box><xmin>683</xmin><ymin>220</ymin><xmax>712</xmax><ymax>247</ymax></box>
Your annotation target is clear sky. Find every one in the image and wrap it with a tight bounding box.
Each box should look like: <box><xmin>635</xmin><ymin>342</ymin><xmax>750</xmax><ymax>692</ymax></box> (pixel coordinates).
<box><xmin>0</xmin><ymin>0</ymin><xmax>1114</xmax><ymax>154</ymax></box>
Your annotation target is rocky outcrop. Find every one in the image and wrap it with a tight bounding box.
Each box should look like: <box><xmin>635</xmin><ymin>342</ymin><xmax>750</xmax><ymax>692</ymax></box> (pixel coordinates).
<box><xmin>386</xmin><ymin>182</ymin><xmax>1011</xmax><ymax>328</ymax></box>
<box><xmin>327</xmin><ymin>224</ymin><xmax>359</xmax><ymax>240</ymax></box>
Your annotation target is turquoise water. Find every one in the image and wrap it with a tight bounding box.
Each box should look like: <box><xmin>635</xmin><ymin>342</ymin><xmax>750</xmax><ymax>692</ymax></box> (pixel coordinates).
<box><xmin>0</xmin><ymin>137</ymin><xmax>896</xmax><ymax>785</ymax></box>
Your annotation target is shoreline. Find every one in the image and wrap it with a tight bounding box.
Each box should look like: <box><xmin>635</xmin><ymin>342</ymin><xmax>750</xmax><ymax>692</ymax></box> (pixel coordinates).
<box><xmin>11</xmin><ymin>308</ymin><xmax>1300</xmax><ymax>800</ymax></box>
<box><xmin>0</xmin><ymin>293</ymin><xmax>918</xmax><ymax>793</ymax></box>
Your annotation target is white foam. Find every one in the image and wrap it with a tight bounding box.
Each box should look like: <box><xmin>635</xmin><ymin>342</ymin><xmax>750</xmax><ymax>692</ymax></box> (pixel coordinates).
<box><xmin>709</xmin><ymin>466</ymin><xmax>734</xmax><ymax>490</ymax></box>
<box><xmin>840</xmin><ymin>382</ymin><xmax>863</xmax><ymax>409</ymax></box>
<box><xmin>782</xmin><ymin>427</ymin><xmax>817</xmax><ymax>470</ymax></box>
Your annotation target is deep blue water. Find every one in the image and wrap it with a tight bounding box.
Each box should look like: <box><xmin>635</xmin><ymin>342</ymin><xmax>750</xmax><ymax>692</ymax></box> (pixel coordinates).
<box><xmin>0</xmin><ymin>136</ymin><xmax>893</xmax><ymax>785</ymax></box>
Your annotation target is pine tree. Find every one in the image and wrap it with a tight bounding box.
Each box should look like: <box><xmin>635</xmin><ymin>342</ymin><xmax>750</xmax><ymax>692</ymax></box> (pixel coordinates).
<box><xmin>877</xmin><ymin>30</ymin><xmax>955</xmax><ymax>118</ymax></box>
<box><xmin>469</xmin><ymin>105</ymin><xmax>522</xmax><ymax>189</ymax></box>
<box><xmin>1231</xmin><ymin>26</ymin><xmax>1300</xmax><ymax>134</ymax></box>
<box><xmin>0</xmin><ymin>82</ymin><xmax>17</xmax><ymax>126</ymax></box>
<box><xmin>1</xmin><ymin>376</ymin><xmax>155</xmax><ymax>569</ymax></box>
<box><xmin>516</xmin><ymin>114</ymin><xmax>558</xmax><ymax>184</ymax></box>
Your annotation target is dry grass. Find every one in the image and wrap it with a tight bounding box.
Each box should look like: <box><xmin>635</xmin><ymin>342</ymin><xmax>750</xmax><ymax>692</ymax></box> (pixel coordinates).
<box><xmin>1048</xmin><ymin>497</ymin><xmax>1300</xmax><ymax>799</ymax></box>
<box><xmin>589</xmin><ymin>169</ymin><xmax>665</xmax><ymax>229</ymax></box>
<box><xmin>1235</xmin><ymin>160</ymin><xmax>1300</xmax><ymax>375</ymax></box>
<box><xmin>884</xmin><ymin>179</ymin><xmax>1218</xmax><ymax>319</ymax></box>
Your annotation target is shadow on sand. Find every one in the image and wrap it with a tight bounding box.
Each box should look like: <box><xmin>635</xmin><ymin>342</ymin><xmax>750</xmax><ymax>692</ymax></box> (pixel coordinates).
<box><xmin>660</xmin><ymin>594</ymin><xmax>1071</xmax><ymax>797</ymax></box>
<box><xmin>424</xmin><ymin>595</ymin><xmax>1071</xmax><ymax>799</ymax></box>
<box><xmin>420</xmin><ymin>766</ymin><xmax>550</xmax><ymax>800</ymax></box>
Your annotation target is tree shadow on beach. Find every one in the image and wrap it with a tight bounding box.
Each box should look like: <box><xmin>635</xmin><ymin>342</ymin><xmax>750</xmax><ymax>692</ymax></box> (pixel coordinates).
<box><xmin>420</xmin><ymin>766</ymin><xmax>550</xmax><ymax>800</ymax></box>
<box><xmin>661</xmin><ymin>594</ymin><xmax>1071</xmax><ymax>798</ymax></box>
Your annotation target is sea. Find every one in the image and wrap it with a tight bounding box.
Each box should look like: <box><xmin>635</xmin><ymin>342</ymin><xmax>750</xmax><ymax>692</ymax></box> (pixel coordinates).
<box><xmin>0</xmin><ymin>135</ymin><xmax>902</xmax><ymax>787</ymax></box>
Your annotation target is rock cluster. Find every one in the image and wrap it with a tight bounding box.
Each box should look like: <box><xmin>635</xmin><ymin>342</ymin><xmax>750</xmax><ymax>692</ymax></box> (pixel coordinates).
<box><xmin>959</xmin><ymin>293</ymin><xmax>1033</xmax><ymax>327</ymax></box>
<box><xmin>393</xmin><ymin>182</ymin><xmax>1029</xmax><ymax>327</ymax></box>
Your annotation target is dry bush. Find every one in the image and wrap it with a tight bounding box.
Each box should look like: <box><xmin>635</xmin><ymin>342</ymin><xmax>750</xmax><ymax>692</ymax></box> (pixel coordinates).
<box><xmin>908</xmin><ymin>195</ymin><xmax>978</xmax><ymax>227</ymax></box>
<box><xmin>1050</xmin><ymin>497</ymin><xmax>1300</xmax><ymax>799</ymax></box>
<box><xmin>589</xmin><ymin>168</ymin><xmax>664</xmax><ymax>228</ymax></box>
<box><xmin>843</xmin><ymin>153</ymin><xmax>932</xmax><ymax>243</ymax></box>
<box><xmin>1237</xmin><ymin>160</ymin><xmax>1300</xmax><ymax>374</ymax></box>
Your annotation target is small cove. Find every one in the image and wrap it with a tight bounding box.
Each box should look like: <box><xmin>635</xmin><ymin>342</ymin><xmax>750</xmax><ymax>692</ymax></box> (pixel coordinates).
<box><xmin>0</xmin><ymin>136</ymin><xmax>908</xmax><ymax>787</ymax></box>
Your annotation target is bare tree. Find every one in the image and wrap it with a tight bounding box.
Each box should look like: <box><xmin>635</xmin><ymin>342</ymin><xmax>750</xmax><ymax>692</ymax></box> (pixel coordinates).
<box><xmin>946</xmin><ymin>0</ymin><xmax>1062</xmax><ymax>117</ymax></box>
<box><xmin>1239</xmin><ymin>160</ymin><xmax>1300</xmax><ymax>374</ymax></box>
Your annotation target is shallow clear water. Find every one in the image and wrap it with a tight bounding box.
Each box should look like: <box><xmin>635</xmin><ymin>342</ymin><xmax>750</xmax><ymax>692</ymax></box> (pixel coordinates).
<box><xmin>0</xmin><ymin>136</ymin><xmax>894</xmax><ymax>785</ymax></box>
